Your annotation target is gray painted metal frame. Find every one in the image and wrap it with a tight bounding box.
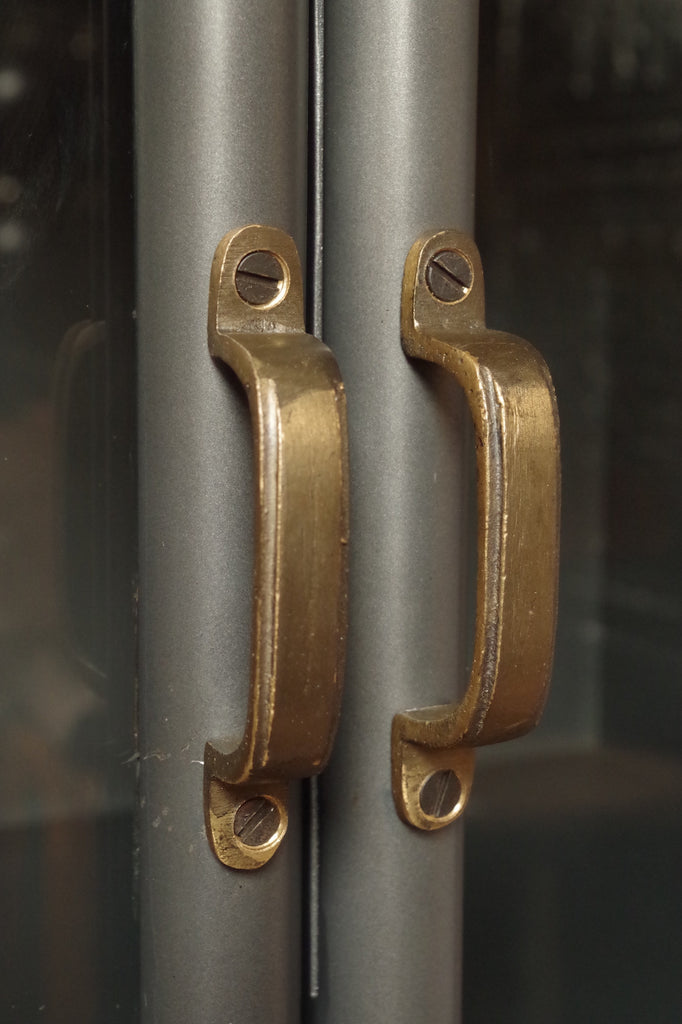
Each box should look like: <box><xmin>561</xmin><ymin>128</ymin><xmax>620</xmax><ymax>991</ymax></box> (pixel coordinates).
<box><xmin>135</xmin><ymin>3</ymin><xmax>308</xmax><ymax>1021</ymax></box>
<box><xmin>314</xmin><ymin>2</ymin><xmax>479</xmax><ymax>1021</ymax></box>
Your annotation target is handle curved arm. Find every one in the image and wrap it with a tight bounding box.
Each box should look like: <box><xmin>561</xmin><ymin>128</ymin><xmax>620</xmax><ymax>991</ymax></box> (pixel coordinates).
<box><xmin>392</xmin><ymin>230</ymin><xmax>560</xmax><ymax>831</ymax></box>
<box><xmin>204</xmin><ymin>226</ymin><xmax>349</xmax><ymax>868</ymax></box>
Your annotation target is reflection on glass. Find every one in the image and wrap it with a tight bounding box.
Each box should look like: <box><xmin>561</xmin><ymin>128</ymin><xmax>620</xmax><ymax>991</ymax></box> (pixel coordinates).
<box><xmin>465</xmin><ymin>2</ymin><xmax>682</xmax><ymax>1022</ymax></box>
<box><xmin>0</xmin><ymin>2</ymin><xmax>137</xmax><ymax>1020</ymax></box>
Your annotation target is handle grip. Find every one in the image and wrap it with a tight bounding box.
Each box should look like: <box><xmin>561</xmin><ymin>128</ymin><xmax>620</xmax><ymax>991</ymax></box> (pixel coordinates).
<box><xmin>204</xmin><ymin>226</ymin><xmax>349</xmax><ymax>868</ymax></box>
<box><xmin>392</xmin><ymin>230</ymin><xmax>560</xmax><ymax>831</ymax></box>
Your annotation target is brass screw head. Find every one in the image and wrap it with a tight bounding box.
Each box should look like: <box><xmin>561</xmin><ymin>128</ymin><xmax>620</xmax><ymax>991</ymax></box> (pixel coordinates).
<box><xmin>419</xmin><ymin>769</ymin><xmax>461</xmax><ymax>819</ymax></box>
<box><xmin>233</xmin><ymin>796</ymin><xmax>281</xmax><ymax>847</ymax></box>
<box><xmin>235</xmin><ymin>250</ymin><xmax>286</xmax><ymax>307</ymax></box>
<box><xmin>425</xmin><ymin>248</ymin><xmax>473</xmax><ymax>303</ymax></box>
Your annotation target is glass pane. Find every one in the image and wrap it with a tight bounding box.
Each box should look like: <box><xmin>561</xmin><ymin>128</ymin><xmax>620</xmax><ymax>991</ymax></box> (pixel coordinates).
<box><xmin>465</xmin><ymin>2</ymin><xmax>682</xmax><ymax>1021</ymax></box>
<box><xmin>0</xmin><ymin>2</ymin><xmax>138</xmax><ymax>1019</ymax></box>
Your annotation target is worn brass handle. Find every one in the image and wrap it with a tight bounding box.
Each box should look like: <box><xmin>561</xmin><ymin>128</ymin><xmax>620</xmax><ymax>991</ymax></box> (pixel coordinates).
<box><xmin>392</xmin><ymin>230</ymin><xmax>560</xmax><ymax>831</ymax></box>
<box><xmin>204</xmin><ymin>225</ymin><xmax>349</xmax><ymax>869</ymax></box>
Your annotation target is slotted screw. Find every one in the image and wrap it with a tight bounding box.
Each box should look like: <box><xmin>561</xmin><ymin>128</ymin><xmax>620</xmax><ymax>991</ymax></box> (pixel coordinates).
<box><xmin>419</xmin><ymin>769</ymin><xmax>461</xmax><ymax>819</ymax></box>
<box><xmin>234</xmin><ymin>796</ymin><xmax>281</xmax><ymax>847</ymax></box>
<box><xmin>235</xmin><ymin>250</ymin><xmax>286</xmax><ymax>306</ymax></box>
<box><xmin>425</xmin><ymin>249</ymin><xmax>473</xmax><ymax>303</ymax></box>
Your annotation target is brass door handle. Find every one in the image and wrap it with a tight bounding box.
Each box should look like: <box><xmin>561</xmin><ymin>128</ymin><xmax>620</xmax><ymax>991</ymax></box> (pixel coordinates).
<box><xmin>392</xmin><ymin>230</ymin><xmax>560</xmax><ymax>831</ymax></box>
<box><xmin>204</xmin><ymin>225</ymin><xmax>349</xmax><ymax>869</ymax></box>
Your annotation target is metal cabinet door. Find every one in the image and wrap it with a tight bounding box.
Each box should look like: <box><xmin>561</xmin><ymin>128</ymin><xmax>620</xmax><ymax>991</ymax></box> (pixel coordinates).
<box><xmin>8</xmin><ymin>4</ymin><xmax>680</xmax><ymax>1024</ymax></box>
<box><xmin>134</xmin><ymin>2</ymin><xmax>479</xmax><ymax>1022</ymax></box>
<box><xmin>0</xmin><ymin>2</ymin><xmax>480</xmax><ymax>1020</ymax></box>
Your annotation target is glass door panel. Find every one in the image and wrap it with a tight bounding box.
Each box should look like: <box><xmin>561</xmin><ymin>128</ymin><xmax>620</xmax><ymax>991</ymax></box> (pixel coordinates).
<box><xmin>465</xmin><ymin>3</ymin><xmax>682</xmax><ymax>1021</ymax></box>
<box><xmin>0</xmin><ymin>3</ymin><xmax>137</xmax><ymax>1019</ymax></box>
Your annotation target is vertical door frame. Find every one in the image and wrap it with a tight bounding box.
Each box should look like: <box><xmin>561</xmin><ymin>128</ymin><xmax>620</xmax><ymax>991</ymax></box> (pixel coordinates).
<box><xmin>315</xmin><ymin>2</ymin><xmax>479</xmax><ymax>1021</ymax></box>
<box><xmin>135</xmin><ymin>3</ymin><xmax>309</xmax><ymax>1021</ymax></box>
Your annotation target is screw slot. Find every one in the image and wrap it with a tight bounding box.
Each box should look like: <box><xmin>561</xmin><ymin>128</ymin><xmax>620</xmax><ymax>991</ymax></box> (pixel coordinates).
<box><xmin>419</xmin><ymin>769</ymin><xmax>461</xmax><ymax>819</ymax></box>
<box><xmin>425</xmin><ymin>248</ymin><xmax>473</xmax><ymax>304</ymax></box>
<box><xmin>235</xmin><ymin>250</ymin><xmax>287</xmax><ymax>308</ymax></box>
<box><xmin>233</xmin><ymin>796</ymin><xmax>281</xmax><ymax>848</ymax></box>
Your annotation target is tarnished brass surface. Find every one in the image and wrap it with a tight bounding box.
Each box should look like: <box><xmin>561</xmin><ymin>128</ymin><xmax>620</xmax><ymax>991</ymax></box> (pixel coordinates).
<box><xmin>392</xmin><ymin>230</ymin><xmax>560</xmax><ymax>831</ymax></box>
<box><xmin>204</xmin><ymin>226</ymin><xmax>349</xmax><ymax>869</ymax></box>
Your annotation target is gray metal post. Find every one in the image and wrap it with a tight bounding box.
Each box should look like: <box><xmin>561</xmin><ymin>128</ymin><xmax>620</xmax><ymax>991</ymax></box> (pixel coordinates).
<box><xmin>135</xmin><ymin>3</ymin><xmax>308</xmax><ymax>1021</ymax></box>
<box><xmin>315</xmin><ymin>2</ymin><xmax>479</xmax><ymax>1021</ymax></box>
